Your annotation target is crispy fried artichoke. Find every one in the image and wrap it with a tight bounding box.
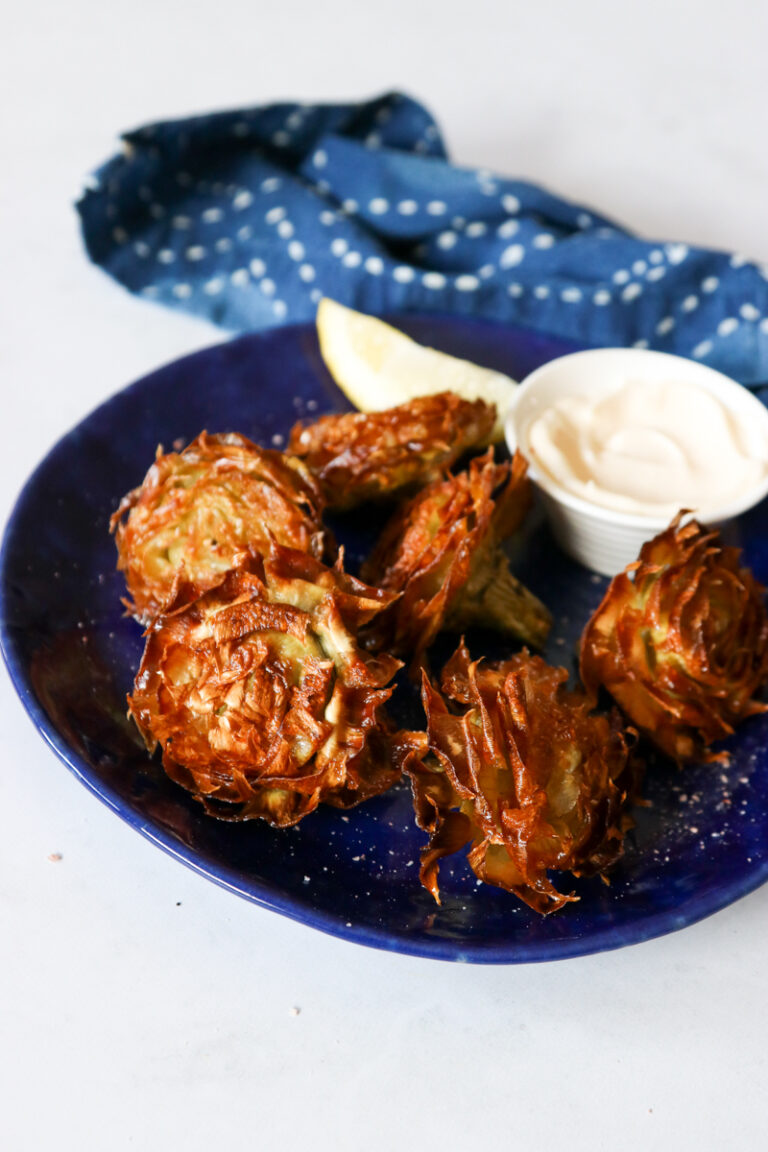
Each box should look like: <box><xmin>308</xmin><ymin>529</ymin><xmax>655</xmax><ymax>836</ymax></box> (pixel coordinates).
<box><xmin>405</xmin><ymin>642</ymin><xmax>639</xmax><ymax>914</ymax></box>
<box><xmin>127</xmin><ymin>543</ymin><xmax>403</xmax><ymax>825</ymax></box>
<box><xmin>361</xmin><ymin>450</ymin><xmax>551</xmax><ymax>666</ymax></box>
<box><xmin>580</xmin><ymin>515</ymin><xmax>768</xmax><ymax>763</ymax></box>
<box><xmin>287</xmin><ymin>392</ymin><xmax>496</xmax><ymax>510</ymax></box>
<box><xmin>111</xmin><ymin>432</ymin><xmax>325</xmax><ymax>622</ymax></box>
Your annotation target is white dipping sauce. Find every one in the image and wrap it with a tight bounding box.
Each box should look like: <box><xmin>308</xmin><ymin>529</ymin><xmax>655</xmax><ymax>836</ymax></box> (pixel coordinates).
<box><xmin>527</xmin><ymin>378</ymin><xmax>768</xmax><ymax>517</ymax></box>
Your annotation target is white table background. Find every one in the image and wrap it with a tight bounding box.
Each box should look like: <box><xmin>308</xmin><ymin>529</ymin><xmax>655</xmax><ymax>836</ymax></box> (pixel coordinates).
<box><xmin>2</xmin><ymin>2</ymin><xmax>767</xmax><ymax>1148</ymax></box>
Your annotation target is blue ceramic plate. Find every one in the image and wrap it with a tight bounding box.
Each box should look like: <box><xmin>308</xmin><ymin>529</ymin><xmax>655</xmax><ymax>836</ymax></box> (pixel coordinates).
<box><xmin>2</xmin><ymin>315</ymin><xmax>768</xmax><ymax>963</ymax></box>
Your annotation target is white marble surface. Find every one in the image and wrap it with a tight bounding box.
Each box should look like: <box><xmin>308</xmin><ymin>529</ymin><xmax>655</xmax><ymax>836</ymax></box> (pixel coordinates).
<box><xmin>2</xmin><ymin>2</ymin><xmax>767</xmax><ymax>1148</ymax></box>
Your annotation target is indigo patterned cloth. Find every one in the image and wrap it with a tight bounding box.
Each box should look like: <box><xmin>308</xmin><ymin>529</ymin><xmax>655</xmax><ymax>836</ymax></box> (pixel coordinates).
<box><xmin>78</xmin><ymin>91</ymin><xmax>768</xmax><ymax>385</ymax></box>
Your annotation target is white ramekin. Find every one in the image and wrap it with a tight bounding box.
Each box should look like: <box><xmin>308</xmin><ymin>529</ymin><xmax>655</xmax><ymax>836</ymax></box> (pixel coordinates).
<box><xmin>505</xmin><ymin>347</ymin><xmax>768</xmax><ymax>577</ymax></box>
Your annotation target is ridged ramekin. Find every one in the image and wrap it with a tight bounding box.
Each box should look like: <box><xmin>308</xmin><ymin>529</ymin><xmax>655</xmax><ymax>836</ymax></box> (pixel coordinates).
<box><xmin>505</xmin><ymin>348</ymin><xmax>768</xmax><ymax>576</ymax></box>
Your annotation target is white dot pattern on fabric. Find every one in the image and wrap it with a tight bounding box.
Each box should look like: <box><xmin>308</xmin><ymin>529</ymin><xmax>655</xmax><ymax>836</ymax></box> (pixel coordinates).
<box><xmin>331</xmin><ymin>238</ymin><xmax>348</xmax><ymax>257</ymax></box>
<box><xmin>237</xmin><ymin>225</ymin><xmax>252</xmax><ymax>241</ymax></box>
<box><xmin>250</xmin><ymin>259</ymin><xmax>266</xmax><ymax>277</ymax></box>
<box><xmin>288</xmin><ymin>241</ymin><xmax>305</xmax><ymax>261</ymax></box>
<box><xmin>186</xmin><ymin>246</ymin><xmax>206</xmax><ymax>261</ymax></box>
<box><xmin>158</xmin><ymin>249</ymin><xmax>175</xmax><ymax>264</ymax></box>
<box><xmin>479</xmin><ymin>264</ymin><xmax>495</xmax><ymax>280</ymax></box>
<box><xmin>261</xmin><ymin>177</ymin><xmax>281</xmax><ymax>193</ymax></box>
<box><xmin>613</xmin><ymin>270</ymin><xmax>630</xmax><ymax>285</ymax></box>
<box><xmin>577</xmin><ymin>213</ymin><xmax>593</xmax><ymax>229</ymax></box>
<box><xmin>533</xmin><ymin>234</ymin><xmax>555</xmax><ymax>249</ymax></box>
<box><xmin>632</xmin><ymin>260</ymin><xmax>647</xmax><ymax>276</ymax></box>
<box><xmin>633</xmin><ymin>339</ymin><xmax>649</xmax><ymax>349</ymax></box>
<box><xmin>233</xmin><ymin>191</ymin><xmax>253</xmax><ymax>211</ymax></box>
<box><xmin>172</xmin><ymin>215</ymin><xmax>191</xmax><ymax>230</ymax></box>
<box><xmin>438</xmin><ymin>231</ymin><xmax>457</xmax><ymax>250</ymax></box>
<box><xmin>110</xmin><ymin>226</ymin><xmax>128</xmax><ymax>244</ymax></box>
<box><xmin>534</xmin><ymin>285</ymin><xmax>550</xmax><ymax>299</ymax></box>
<box><xmin>202</xmin><ymin>207</ymin><xmax>223</xmax><ymax>224</ymax></box>
<box><xmin>656</xmin><ymin>316</ymin><xmax>675</xmax><ymax>335</ymax></box>
<box><xmin>502</xmin><ymin>194</ymin><xmax>520</xmax><ymax>214</ymax></box>
<box><xmin>649</xmin><ymin>250</ymin><xmax>664</xmax><ymax>265</ymax></box>
<box><xmin>398</xmin><ymin>200</ymin><xmax>418</xmax><ymax>215</ymax></box>
<box><xmin>365</xmin><ymin>132</ymin><xmax>382</xmax><ymax>149</ymax></box>
<box><xmin>508</xmin><ymin>283</ymin><xmax>523</xmax><ymax>297</ymax></box>
<box><xmin>231</xmin><ymin>269</ymin><xmax>249</xmax><ymax>286</ymax></box>
<box><xmin>426</xmin><ymin>201</ymin><xmax>447</xmax><ymax>215</ymax></box>
<box><xmin>266</xmin><ymin>206</ymin><xmax>286</xmax><ymax>225</ymax></box>
<box><xmin>365</xmin><ymin>256</ymin><xmax>384</xmax><ymax>275</ymax></box>
<box><xmin>681</xmin><ymin>295</ymin><xmax>699</xmax><ymax>312</ymax></box>
<box><xmin>299</xmin><ymin>263</ymin><xmax>315</xmax><ymax>282</ymax></box>
<box><xmin>665</xmin><ymin>244</ymin><xmax>689</xmax><ymax>265</ymax></box>
<box><xmin>150</xmin><ymin>204</ymin><xmax>165</xmax><ymax>219</ymax></box>
<box><xmin>621</xmin><ymin>283</ymin><xmax>642</xmax><ymax>302</ymax></box>
<box><xmin>593</xmin><ymin>290</ymin><xmax>611</xmax><ymax>305</ymax></box>
<box><xmin>273</xmin><ymin>299</ymin><xmax>288</xmax><ymax>318</ymax></box>
<box><xmin>500</xmin><ymin>244</ymin><xmax>524</xmax><ymax>269</ymax></box>
<box><xmin>740</xmin><ymin>303</ymin><xmax>760</xmax><ymax>321</ymax></box>
<box><xmin>718</xmin><ymin>317</ymin><xmax>739</xmax><ymax>336</ymax></box>
<box><xmin>393</xmin><ymin>265</ymin><xmax>415</xmax><ymax>283</ymax></box>
<box><xmin>701</xmin><ymin>276</ymin><xmax>719</xmax><ymax>293</ymax></box>
<box><xmin>369</xmin><ymin>198</ymin><xmax>389</xmax><ymax>215</ymax></box>
<box><xmin>261</xmin><ymin>278</ymin><xmax>276</xmax><ymax>296</ymax></box>
<box><xmin>561</xmin><ymin>287</ymin><xmax>582</xmax><ymax>302</ymax></box>
<box><xmin>313</xmin><ymin>150</ymin><xmax>327</xmax><ymax>168</ymax></box>
<box><xmin>172</xmin><ymin>283</ymin><xmax>192</xmax><ymax>299</ymax></box>
<box><xmin>730</xmin><ymin>254</ymin><xmax>748</xmax><ymax>268</ymax></box>
<box><xmin>646</xmin><ymin>267</ymin><xmax>666</xmax><ymax>282</ymax></box>
<box><xmin>497</xmin><ymin>220</ymin><xmax>519</xmax><ymax>239</ymax></box>
<box><xmin>343</xmin><ymin>251</ymin><xmax>362</xmax><ymax>268</ymax></box>
<box><xmin>215</xmin><ymin>238</ymin><xmax>233</xmax><ymax>253</ymax></box>
<box><xmin>423</xmin><ymin>272</ymin><xmax>446</xmax><ymax>289</ymax></box>
<box><xmin>693</xmin><ymin>340</ymin><xmax>713</xmax><ymax>359</ymax></box>
<box><xmin>466</xmin><ymin>222</ymin><xmax>487</xmax><ymax>238</ymax></box>
<box><xmin>273</xmin><ymin>131</ymin><xmax>290</xmax><ymax>148</ymax></box>
<box><xmin>277</xmin><ymin>220</ymin><xmax>294</xmax><ymax>239</ymax></box>
<box><xmin>133</xmin><ymin>241</ymin><xmax>150</xmax><ymax>258</ymax></box>
<box><xmin>760</xmin><ymin>318</ymin><xmax>768</xmax><ymax>334</ymax></box>
<box><xmin>320</xmin><ymin>211</ymin><xmax>336</xmax><ymax>226</ymax></box>
<box><xmin>455</xmin><ymin>275</ymin><xmax>479</xmax><ymax>291</ymax></box>
<box><xmin>203</xmin><ymin>277</ymin><xmax>224</xmax><ymax>295</ymax></box>
<box><xmin>342</xmin><ymin>199</ymin><xmax>358</xmax><ymax>215</ymax></box>
<box><xmin>310</xmin><ymin>288</ymin><xmax>322</xmax><ymax>303</ymax></box>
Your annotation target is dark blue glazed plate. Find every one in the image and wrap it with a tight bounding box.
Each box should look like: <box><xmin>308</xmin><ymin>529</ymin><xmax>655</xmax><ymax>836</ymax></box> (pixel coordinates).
<box><xmin>2</xmin><ymin>315</ymin><xmax>768</xmax><ymax>963</ymax></box>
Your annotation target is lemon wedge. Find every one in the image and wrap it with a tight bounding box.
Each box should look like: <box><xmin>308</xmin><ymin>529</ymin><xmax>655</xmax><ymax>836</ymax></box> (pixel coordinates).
<box><xmin>316</xmin><ymin>298</ymin><xmax>516</xmax><ymax>441</ymax></box>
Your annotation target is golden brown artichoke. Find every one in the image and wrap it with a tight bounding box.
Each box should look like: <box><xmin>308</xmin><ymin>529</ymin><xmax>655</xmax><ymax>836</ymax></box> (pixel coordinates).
<box><xmin>580</xmin><ymin>515</ymin><xmax>768</xmax><ymax>763</ymax></box>
<box><xmin>111</xmin><ymin>432</ymin><xmax>325</xmax><ymax>622</ymax></box>
<box><xmin>361</xmin><ymin>450</ymin><xmax>551</xmax><ymax>667</ymax></box>
<box><xmin>405</xmin><ymin>641</ymin><xmax>639</xmax><ymax>914</ymax></box>
<box><xmin>287</xmin><ymin>391</ymin><xmax>496</xmax><ymax>510</ymax></box>
<box><xmin>127</xmin><ymin>543</ymin><xmax>403</xmax><ymax>826</ymax></box>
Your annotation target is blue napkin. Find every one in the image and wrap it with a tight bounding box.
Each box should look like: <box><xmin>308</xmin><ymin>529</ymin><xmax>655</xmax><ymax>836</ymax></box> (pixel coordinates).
<box><xmin>78</xmin><ymin>91</ymin><xmax>768</xmax><ymax>386</ymax></box>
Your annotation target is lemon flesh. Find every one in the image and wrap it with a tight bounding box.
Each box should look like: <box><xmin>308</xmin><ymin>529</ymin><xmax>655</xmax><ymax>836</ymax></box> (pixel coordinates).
<box><xmin>316</xmin><ymin>298</ymin><xmax>516</xmax><ymax>442</ymax></box>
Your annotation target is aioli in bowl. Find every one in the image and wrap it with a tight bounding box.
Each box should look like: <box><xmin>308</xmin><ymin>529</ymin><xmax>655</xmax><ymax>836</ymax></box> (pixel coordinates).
<box><xmin>506</xmin><ymin>348</ymin><xmax>768</xmax><ymax>574</ymax></box>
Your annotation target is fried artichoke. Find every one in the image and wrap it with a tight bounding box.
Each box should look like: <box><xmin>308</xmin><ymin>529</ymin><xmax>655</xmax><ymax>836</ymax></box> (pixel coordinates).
<box><xmin>127</xmin><ymin>543</ymin><xmax>403</xmax><ymax>825</ymax></box>
<box><xmin>361</xmin><ymin>450</ymin><xmax>551</xmax><ymax>667</ymax></box>
<box><xmin>580</xmin><ymin>515</ymin><xmax>768</xmax><ymax>763</ymax></box>
<box><xmin>111</xmin><ymin>432</ymin><xmax>325</xmax><ymax>622</ymax></box>
<box><xmin>287</xmin><ymin>391</ymin><xmax>496</xmax><ymax>510</ymax></box>
<box><xmin>405</xmin><ymin>642</ymin><xmax>639</xmax><ymax>914</ymax></box>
